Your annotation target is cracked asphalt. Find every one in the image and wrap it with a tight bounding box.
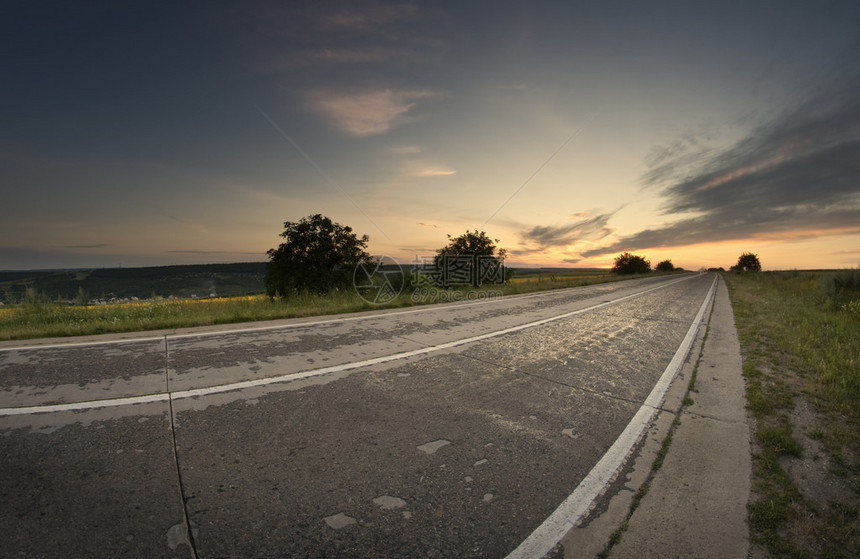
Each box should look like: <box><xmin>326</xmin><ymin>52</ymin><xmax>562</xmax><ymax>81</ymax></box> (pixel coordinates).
<box><xmin>1</xmin><ymin>273</ymin><xmax>716</xmax><ymax>558</ymax></box>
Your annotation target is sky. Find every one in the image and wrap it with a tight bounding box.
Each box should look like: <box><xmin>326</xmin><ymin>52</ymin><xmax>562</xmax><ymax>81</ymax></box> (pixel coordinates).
<box><xmin>3</xmin><ymin>0</ymin><xmax>859</xmax><ymax>271</ymax></box>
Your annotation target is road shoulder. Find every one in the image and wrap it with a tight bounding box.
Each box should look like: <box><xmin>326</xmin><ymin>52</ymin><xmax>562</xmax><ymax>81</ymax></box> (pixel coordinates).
<box><xmin>562</xmin><ymin>275</ymin><xmax>751</xmax><ymax>558</ymax></box>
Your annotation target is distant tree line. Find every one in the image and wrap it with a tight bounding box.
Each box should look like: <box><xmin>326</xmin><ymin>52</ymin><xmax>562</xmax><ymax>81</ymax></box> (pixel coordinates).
<box><xmin>611</xmin><ymin>251</ymin><xmax>762</xmax><ymax>275</ymax></box>
<box><xmin>610</xmin><ymin>252</ymin><xmax>679</xmax><ymax>275</ymax></box>
<box><xmin>264</xmin><ymin>215</ymin><xmax>509</xmax><ymax>298</ymax></box>
<box><xmin>263</xmin><ymin>214</ymin><xmax>765</xmax><ymax>300</ymax></box>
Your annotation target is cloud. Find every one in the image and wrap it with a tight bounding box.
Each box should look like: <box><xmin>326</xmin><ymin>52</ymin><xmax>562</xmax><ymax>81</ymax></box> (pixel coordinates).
<box><xmin>388</xmin><ymin>145</ymin><xmax>422</xmax><ymax>155</ymax></box>
<box><xmin>319</xmin><ymin>2</ymin><xmax>420</xmax><ymax>31</ymax></box>
<box><xmin>416</xmin><ymin>222</ymin><xmax>439</xmax><ymax>228</ymax></box>
<box><xmin>310</xmin><ymin>89</ymin><xmax>437</xmax><ymax>137</ymax></box>
<box><xmin>521</xmin><ymin>212</ymin><xmax>616</xmax><ymax>248</ymax></box>
<box><xmin>641</xmin><ymin>133</ymin><xmax>715</xmax><ymax>188</ymax></box>
<box><xmin>583</xmin><ymin>76</ymin><xmax>860</xmax><ymax>258</ymax></box>
<box><xmin>64</xmin><ymin>244</ymin><xmax>111</xmax><ymax>249</ymax></box>
<box><xmin>257</xmin><ymin>1</ymin><xmax>447</xmax><ymax>72</ymax></box>
<box><xmin>408</xmin><ymin>164</ymin><xmax>456</xmax><ymax>178</ymax></box>
<box><xmin>269</xmin><ymin>44</ymin><xmax>446</xmax><ymax>70</ymax></box>
<box><xmin>238</xmin><ymin>186</ymin><xmax>300</xmax><ymax>207</ymax></box>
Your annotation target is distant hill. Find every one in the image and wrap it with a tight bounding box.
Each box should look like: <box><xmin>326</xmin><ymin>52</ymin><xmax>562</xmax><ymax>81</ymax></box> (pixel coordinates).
<box><xmin>0</xmin><ymin>262</ymin><xmax>267</xmax><ymax>304</ymax></box>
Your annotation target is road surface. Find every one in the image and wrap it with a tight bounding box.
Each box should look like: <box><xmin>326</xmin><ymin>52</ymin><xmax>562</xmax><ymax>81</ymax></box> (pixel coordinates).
<box><xmin>1</xmin><ymin>273</ymin><xmax>716</xmax><ymax>558</ymax></box>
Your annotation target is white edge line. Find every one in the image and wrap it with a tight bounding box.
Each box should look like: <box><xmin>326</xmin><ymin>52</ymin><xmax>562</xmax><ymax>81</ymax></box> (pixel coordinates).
<box><xmin>0</xmin><ymin>275</ymin><xmax>695</xmax><ymax>352</ymax></box>
<box><xmin>0</xmin><ymin>393</ymin><xmax>172</xmax><ymax>416</ymax></box>
<box><xmin>504</xmin><ymin>275</ymin><xmax>717</xmax><ymax>559</ymax></box>
<box><xmin>0</xmin><ymin>275</ymin><xmax>701</xmax><ymax>416</ymax></box>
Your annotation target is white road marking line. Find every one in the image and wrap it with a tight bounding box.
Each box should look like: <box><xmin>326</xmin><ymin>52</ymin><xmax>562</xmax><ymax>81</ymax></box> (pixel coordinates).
<box><xmin>0</xmin><ymin>275</ymin><xmax>699</xmax><ymax>416</ymax></box>
<box><xmin>0</xmin><ymin>393</ymin><xmax>172</xmax><ymax>415</ymax></box>
<box><xmin>0</xmin><ymin>275</ymin><xmax>692</xmax><ymax>352</ymax></box>
<box><xmin>504</xmin><ymin>275</ymin><xmax>718</xmax><ymax>559</ymax></box>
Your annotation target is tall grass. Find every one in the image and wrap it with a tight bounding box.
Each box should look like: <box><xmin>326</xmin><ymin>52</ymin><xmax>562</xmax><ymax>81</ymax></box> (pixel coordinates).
<box><xmin>751</xmin><ymin>271</ymin><xmax>858</xmax><ymax>412</ymax></box>
<box><xmin>724</xmin><ymin>270</ymin><xmax>859</xmax><ymax>557</ymax></box>
<box><xmin>728</xmin><ymin>269</ymin><xmax>859</xmax><ymax>438</ymax></box>
<box><xmin>0</xmin><ymin>293</ymin><xmax>380</xmax><ymax>341</ymax></box>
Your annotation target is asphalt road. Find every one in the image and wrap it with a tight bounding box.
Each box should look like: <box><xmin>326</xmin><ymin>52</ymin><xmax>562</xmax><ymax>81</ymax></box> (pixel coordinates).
<box><xmin>1</xmin><ymin>273</ymin><xmax>716</xmax><ymax>558</ymax></box>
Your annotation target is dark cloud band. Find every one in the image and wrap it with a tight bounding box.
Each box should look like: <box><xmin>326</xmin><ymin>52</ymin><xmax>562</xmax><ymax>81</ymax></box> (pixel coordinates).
<box><xmin>583</xmin><ymin>74</ymin><xmax>860</xmax><ymax>258</ymax></box>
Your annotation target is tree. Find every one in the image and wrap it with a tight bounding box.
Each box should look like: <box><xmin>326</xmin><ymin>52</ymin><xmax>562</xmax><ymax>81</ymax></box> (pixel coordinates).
<box><xmin>655</xmin><ymin>259</ymin><xmax>675</xmax><ymax>272</ymax></box>
<box><xmin>265</xmin><ymin>214</ymin><xmax>370</xmax><ymax>297</ymax></box>
<box><xmin>732</xmin><ymin>252</ymin><xmax>761</xmax><ymax>272</ymax></box>
<box><xmin>433</xmin><ymin>230</ymin><xmax>508</xmax><ymax>287</ymax></box>
<box><xmin>612</xmin><ymin>252</ymin><xmax>651</xmax><ymax>275</ymax></box>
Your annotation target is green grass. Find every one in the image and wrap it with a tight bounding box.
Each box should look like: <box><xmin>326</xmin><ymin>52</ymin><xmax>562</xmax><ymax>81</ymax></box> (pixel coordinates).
<box><xmin>0</xmin><ymin>292</ymin><xmax>380</xmax><ymax>341</ymax></box>
<box><xmin>724</xmin><ymin>270</ymin><xmax>859</xmax><ymax>558</ymax></box>
<box><xmin>0</xmin><ymin>271</ymin><xmax>685</xmax><ymax>341</ymax></box>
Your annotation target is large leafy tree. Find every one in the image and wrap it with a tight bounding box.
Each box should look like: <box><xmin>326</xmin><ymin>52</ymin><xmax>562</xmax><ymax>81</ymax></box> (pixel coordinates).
<box><xmin>434</xmin><ymin>230</ymin><xmax>508</xmax><ymax>287</ymax></box>
<box><xmin>732</xmin><ymin>252</ymin><xmax>761</xmax><ymax>272</ymax></box>
<box><xmin>612</xmin><ymin>252</ymin><xmax>651</xmax><ymax>275</ymax></box>
<box><xmin>265</xmin><ymin>214</ymin><xmax>370</xmax><ymax>297</ymax></box>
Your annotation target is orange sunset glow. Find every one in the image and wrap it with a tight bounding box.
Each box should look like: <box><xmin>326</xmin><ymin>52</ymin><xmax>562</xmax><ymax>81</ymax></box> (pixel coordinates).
<box><xmin>2</xmin><ymin>2</ymin><xmax>859</xmax><ymax>272</ymax></box>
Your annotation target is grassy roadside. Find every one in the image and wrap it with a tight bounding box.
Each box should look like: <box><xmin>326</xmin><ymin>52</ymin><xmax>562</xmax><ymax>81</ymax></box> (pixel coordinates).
<box><xmin>724</xmin><ymin>271</ymin><xmax>859</xmax><ymax>557</ymax></box>
<box><xmin>0</xmin><ymin>271</ymin><xmax>669</xmax><ymax>341</ymax></box>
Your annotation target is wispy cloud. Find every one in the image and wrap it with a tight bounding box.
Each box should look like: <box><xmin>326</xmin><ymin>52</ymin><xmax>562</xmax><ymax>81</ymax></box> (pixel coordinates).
<box><xmin>238</xmin><ymin>186</ymin><xmax>299</xmax><ymax>207</ymax></box>
<box><xmin>268</xmin><ymin>44</ymin><xmax>447</xmax><ymax>71</ymax></box>
<box><xmin>583</xmin><ymin>76</ymin><xmax>860</xmax><ymax>258</ymax></box>
<box><xmin>64</xmin><ymin>244</ymin><xmax>111</xmax><ymax>249</ymax></box>
<box><xmin>521</xmin><ymin>212</ymin><xmax>616</xmax><ymax>248</ymax></box>
<box><xmin>257</xmin><ymin>2</ymin><xmax>447</xmax><ymax>72</ymax></box>
<box><xmin>319</xmin><ymin>2</ymin><xmax>420</xmax><ymax>31</ymax></box>
<box><xmin>407</xmin><ymin>164</ymin><xmax>456</xmax><ymax>178</ymax></box>
<box><xmin>310</xmin><ymin>89</ymin><xmax>437</xmax><ymax>137</ymax></box>
<box><xmin>386</xmin><ymin>145</ymin><xmax>455</xmax><ymax>178</ymax></box>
